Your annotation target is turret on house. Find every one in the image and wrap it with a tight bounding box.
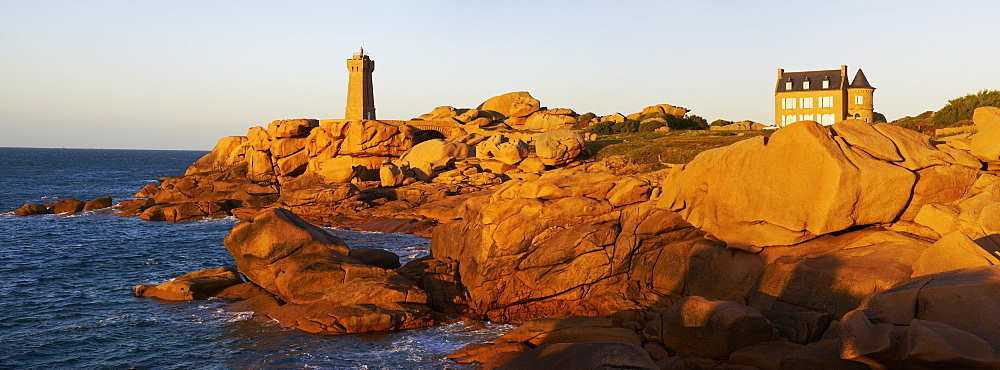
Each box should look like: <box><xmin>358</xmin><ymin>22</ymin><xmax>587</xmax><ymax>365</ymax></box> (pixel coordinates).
<box><xmin>774</xmin><ymin>65</ymin><xmax>876</xmax><ymax>127</ymax></box>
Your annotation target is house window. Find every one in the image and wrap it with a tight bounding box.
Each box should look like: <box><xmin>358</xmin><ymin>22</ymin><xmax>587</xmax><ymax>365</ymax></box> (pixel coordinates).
<box><xmin>803</xmin><ymin>80</ymin><xmax>810</xmax><ymax>89</ymax></box>
<box><xmin>801</xmin><ymin>114</ymin><xmax>814</xmax><ymax>121</ymax></box>
<box><xmin>782</xmin><ymin>98</ymin><xmax>796</xmax><ymax>109</ymax></box>
<box><xmin>785</xmin><ymin>115</ymin><xmax>798</xmax><ymax>125</ymax></box>
<box><xmin>801</xmin><ymin>97</ymin><xmax>813</xmax><ymax>109</ymax></box>
<box><xmin>855</xmin><ymin>96</ymin><xmax>863</xmax><ymax>105</ymax></box>
<box><xmin>785</xmin><ymin>81</ymin><xmax>792</xmax><ymax>90</ymax></box>
<box><xmin>822</xmin><ymin>80</ymin><xmax>830</xmax><ymax>89</ymax></box>
<box><xmin>818</xmin><ymin>96</ymin><xmax>834</xmax><ymax>108</ymax></box>
<box><xmin>821</xmin><ymin>114</ymin><xmax>836</xmax><ymax>125</ymax></box>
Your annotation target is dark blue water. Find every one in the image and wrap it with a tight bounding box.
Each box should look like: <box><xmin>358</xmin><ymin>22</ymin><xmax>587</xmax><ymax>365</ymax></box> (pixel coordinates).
<box><xmin>0</xmin><ymin>147</ymin><xmax>508</xmax><ymax>369</ymax></box>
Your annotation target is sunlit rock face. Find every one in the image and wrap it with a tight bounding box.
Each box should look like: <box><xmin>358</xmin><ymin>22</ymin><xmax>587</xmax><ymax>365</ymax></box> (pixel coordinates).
<box><xmin>656</xmin><ymin>120</ymin><xmax>925</xmax><ymax>250</ymax></box>
<box><xmin>223</xmin><ymin>208</ymin><xmax>435</xmax><ymax>334</ymax></box>
<box><xmin>428</xmin><ymin>167</ymin><xmax>764</xmax><ymax>322</ymax></box>
<box><xmin>970</xmin><ymin>106</ymin><xmax>1000</xmax><ymax>162</ymax></box>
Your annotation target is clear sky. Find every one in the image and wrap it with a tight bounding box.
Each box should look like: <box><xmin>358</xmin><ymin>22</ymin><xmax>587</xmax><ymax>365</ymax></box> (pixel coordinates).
<box><xmin>2</xmin><ymin>0</ymin><xmax>998</xmax><ymax>150</ymax></box>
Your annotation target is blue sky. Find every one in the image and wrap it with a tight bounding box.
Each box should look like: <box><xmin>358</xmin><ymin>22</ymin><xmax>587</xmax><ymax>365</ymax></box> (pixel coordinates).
<box><xmin>2</xmin><ymin>0</ymin><xmax>998</xmax><ymax>150</ymax></box>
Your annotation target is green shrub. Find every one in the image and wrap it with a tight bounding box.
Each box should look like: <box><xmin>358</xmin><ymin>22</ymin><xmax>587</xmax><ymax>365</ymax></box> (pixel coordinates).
<box><xmin>931</xmin><ymin>90</ymin><xmax>1000</xmax><ymax>127</ymax></box>
<box><xmin>590</xmin><ymin>121</ymin><xmax>614</xmax><ymax>135</ymax></box>
<box><xmin>662</xmin><ymin>115</ymin><xmax>706</xmax><ymax>130</ymax></box>
<box><xmin>638</xmin><ymin>120</ymin><xmax>665</xmax><ymax>132</ymax></box>
<box><xmin>685</xmin><ymin>114</ymin><xmax>709</xmax><ymax>129</ymax></box>
<box><xmin>612</xmin><ymin>120</ymin><xmax>640</xmax><ymax>133</ymax></box>
<box><xmin>710</xmin><ymin>119</ymin><xmax>733</xmax><ymax>127</ymax></box>
<box><xmin>575</xmin><ymin>112</ymin><xmax>596</xmax><ymax>128</ymax></box>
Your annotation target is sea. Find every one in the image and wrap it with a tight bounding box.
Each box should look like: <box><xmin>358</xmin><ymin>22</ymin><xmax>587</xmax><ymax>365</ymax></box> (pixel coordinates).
<box><xmin>0</xmin><ymin>147</ymin><xmax>510</xmax><ymax>369</ymax></box>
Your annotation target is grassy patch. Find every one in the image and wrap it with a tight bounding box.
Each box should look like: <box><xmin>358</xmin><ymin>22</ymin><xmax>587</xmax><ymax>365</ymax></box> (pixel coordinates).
<box><xmin>586</xmin><ymin>130</ymin><xmax>770</xmax><ymax>170</ymax></box>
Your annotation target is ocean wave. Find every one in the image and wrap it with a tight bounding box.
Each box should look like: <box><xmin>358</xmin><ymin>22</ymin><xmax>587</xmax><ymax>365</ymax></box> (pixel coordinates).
<box><xmin>170</xmin><ymin>216</ymin><xmax>241</xmax><ymax>226</ymax></box>
<box><xmin>325</xmin><ymin>227</ymin><xmax>388</xmax><ymax>235</ymax></box>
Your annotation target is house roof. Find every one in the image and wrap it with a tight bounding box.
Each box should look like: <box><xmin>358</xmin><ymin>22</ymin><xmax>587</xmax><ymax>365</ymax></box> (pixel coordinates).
<box><xmin>776</xmin><ymin>69</ymin><xmax>844</xmax><ymax>92</ymax></box>
<box><xmin>849</xmin><ymin>68</ymin><xmax>874</xmax><ymax>89</ymax></box>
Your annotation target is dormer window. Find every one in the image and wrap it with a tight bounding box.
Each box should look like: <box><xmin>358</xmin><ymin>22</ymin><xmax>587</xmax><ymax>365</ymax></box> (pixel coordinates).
<box><xmin>803</xmin><ymin>78</ymin><xmax>810</xmax><ymax>90</ymax></box>
<box><xmin>822</xmin><ymin>79</ymin><xmax>830</xmax><ymax>89</ymax></box>
<box><xmin>785</xmin><ymin>80</ymin><xmax>792</xmax><ymax>90</ymax></box>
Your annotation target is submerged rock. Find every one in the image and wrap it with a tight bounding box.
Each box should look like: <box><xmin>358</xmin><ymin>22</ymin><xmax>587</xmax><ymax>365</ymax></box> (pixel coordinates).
<box><xmin>12</xmin><ymin>203</ymin><xmax>49</xmax><ymax>216</ymax></box>
<box><xmin>52</xmin><ymin>199</ymin><xmax>86</xmax><ymax>214</ymax></box>
<box><xmin>83</xmin><ymin>196</ymin><xmax>113</xmax><ymax>211</ymax></box>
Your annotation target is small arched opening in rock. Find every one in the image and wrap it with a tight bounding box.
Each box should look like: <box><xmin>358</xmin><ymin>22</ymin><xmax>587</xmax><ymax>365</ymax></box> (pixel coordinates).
<box><xmin>413</xmin><ymin>130</ymin><xmax>446</xmax><ymax>144</ymax></box>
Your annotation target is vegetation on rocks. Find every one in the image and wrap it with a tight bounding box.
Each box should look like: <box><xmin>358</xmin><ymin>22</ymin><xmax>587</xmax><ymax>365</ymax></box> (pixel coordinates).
<box><xmin>586</xmin><ymin>130</ymin><xmax>770</xmax><ymax>170</ymax></box>
<box><xmin>932</xmin><ymin>89</ymin><xmax>1000</xmax><ymax>126</ymax></box>
<box><xmin>589</xmin><ymin>112</ymin><xmax>709</xmax><ymax>135</ymax></box>
<box><xmin>891</xmin><ymin>89</ymin><xmax>1000</xmax><ymax>133</ymax></box>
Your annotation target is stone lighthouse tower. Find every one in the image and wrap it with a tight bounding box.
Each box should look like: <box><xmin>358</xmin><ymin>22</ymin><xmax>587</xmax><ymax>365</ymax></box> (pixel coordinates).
<box><xmin>345</xmin><ymin>47</ymin><xmax>376</xmax><ymax>120</ymax></box>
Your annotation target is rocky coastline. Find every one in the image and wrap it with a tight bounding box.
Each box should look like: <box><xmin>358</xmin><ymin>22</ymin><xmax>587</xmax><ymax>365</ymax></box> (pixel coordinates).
<box><xmin>13</xmin><ymin>95</ymin><xmax>1000</xmax><ymax>368</ymax></box>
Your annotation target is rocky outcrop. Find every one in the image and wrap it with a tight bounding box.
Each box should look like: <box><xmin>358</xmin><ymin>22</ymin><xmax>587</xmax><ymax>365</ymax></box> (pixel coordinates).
<box><xmin>477</xmin><ymin>92</ymin><xmax>540</xmax><ymax>119</ymax></box>
<box><xmin>276</xmin><ymin>174</ymin><xmax>359</xmax><ymax>217</ymax></box>
<box><xmin>658</xmin><ymin>120</ymin><xmax>934</xmax><ymax>250</ymax></box>
<box><xmin>10</xmin><ymin>196</ymin><xmax>113</xmax><ymax>216</ymax></box>
<box><xmin>185</xmin><ymin>136</ymin><xmax>249</xmax><ymax>175</ymax></box>
<box><xmin>395</xmin><ymin>139</ymin><xmax>473</xmax><ymax>181</ymax></box>
<box><xmin>507</xmin><ymin>110</ymin><xmax>577</xmax><ymax>131</ymax></box>
<box><xmin>448</xmin><ymin>316</ymin><xmax>655</xmax><ymax>370</ymax></box>
<box><xmin>839</xmin><ymin>265</ymin><xmax>1000</xmax><ymax>367</ymax></box>
<box><xmin>429</xmin><ymin>165</ymin><xmax>931</xmax><ymax>324</ymax></box>
<box><xmin>134</xmin><ymin>267</ymin><xmax>243</xmax><ymax>301</ymax></box>
<box><xmin>222</xmin><ymin>208</ymin><xmax>435</xmax><ymax>334</ymax></box>
<box><xmin>133</xmin><ymin>165</ymin><xmax>280</xmax><ymax>220</ymax></box>
<box><xmin>750</xmin><ymin>229</ymin><xmax>931</xmax><ymax>318</ymax></box>
<box><xmin>429</xmin><ymin>117</ymin><xmax>1000</xmax><ymax>368</ymax></box>
<box><xmin>533</xmin><ymin>129</ymin><xmax>586</xmax><ymax>166</ymax></box>
<box><xmin>494</xmin><ymin>316</ymin><xmax>642</xmax><ymax>348</ymax></box>
<box><xmin>52</xmin><ymin>199</ymin><xmax>86</xmax><ymax>214</ymax></box>
<box><xmin>396</xmin><ymin>256</ymin><xmax>469</xmax><ymax>315</ymax></box>
<box><xmin>117</xmin><ymin>103</ymin><xmax>1000</xmax><ymax>368</ymax></box>
<box><xmin>970</xmin><ymin>106</ymin><xmax>1000</xmax><ymax>162</ymax></box>
<box><xmin>642</xmin><ymin>296</ymin><xmax>776</xmax><ymax>358</ymax></box>
<box><xmin>415</xmin><ymin>106</ymin><xmax>502</xmax><ymax>126</ymax></box>
<box><xmin>12</xmin><ymin>203</ymin><xmax>49</xmax><ymax>216</ymax></box>
<box><xmin>83</xmin><ymin>196</ymin><xmax>113</xmax><ymax>211</ymax></box>
<box><xmin>429</xmin><ymin>168</ymin><xmax>731</xmax><ymax>322</ymax></box>
<box><xmin>348</xmin><ymin>247</ymin><xmax>402</xmax><ymax>269</ymax></box>
<box><xmin>476</xmin><ymin>135</ymin><xmax>529</xmax><ymax>165</ymax></box>
<box><xmin>709</xmin><ymin>121</ymin><xmax>767</xmax><ymax>131</ymax></box>
<box><xmin>417</xmin><ymin>106</ymin><xmax>459</xmax><ymax>121</ymax></box>
<box><xmin>907</xmin><ymin>172</ymin><xmax>1000</xmax><ymax>276</ymax></box>
<box><xmin>498</xmin><ymin>342</ymin><xmax>657</xmax><ymax>370</ymax></box>
<box><xmin>640</xmin><ymin>104</ymin><xmax>689</xmax><ymax>118</ymax></box>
